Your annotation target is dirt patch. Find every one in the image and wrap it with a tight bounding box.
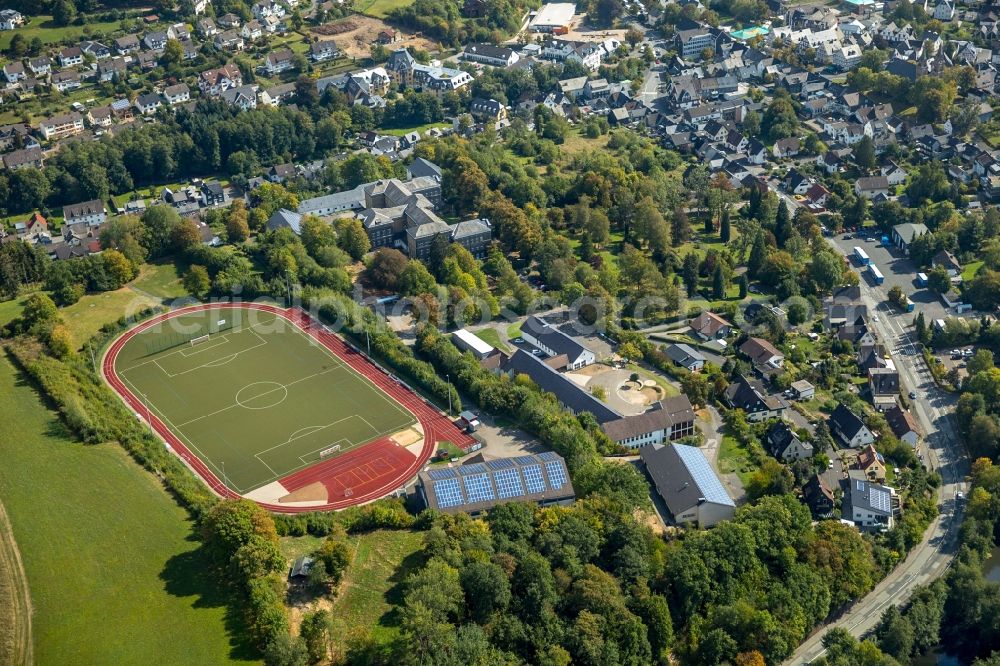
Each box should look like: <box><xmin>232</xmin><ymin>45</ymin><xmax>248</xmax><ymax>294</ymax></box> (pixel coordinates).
<box><xmin>391</xmin><ymin>427</ymin><xmax>422</xmax><ymax>447</ymax></box>
<box><xmin>311</xmin><ymin>15</ymin><xmax>440</xmax><ymax>59</ymax></box>
<box><xmin>636</xmin><ymin>508</ymin><xmax>665</xmax><ymax>535</ymax></box>
<box><xmin>279</xmin><ymin>482</ymin><xmax>328</xmax><ymax>503</ymax></box>
<box><xmin>640</xmin><ymin>386</ymin><xmax>665</xmax><ymax>402</ymax></box>
<box><xmin>0</xmin><ymin>499</ymin><xmax>32</xmax><ymax>666</ymax></box>
<box><xmin>575</xmin><ymin>363</ymin><xmax>613</xmax><ymax>377</ymax></box>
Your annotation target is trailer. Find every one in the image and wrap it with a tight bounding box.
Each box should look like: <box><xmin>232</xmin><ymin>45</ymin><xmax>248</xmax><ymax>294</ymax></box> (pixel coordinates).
<box><xmin>881</xmin><ymin>235</ymin><xmax>890</xmax><ymax>247</ymax></box>
<box><xmin>868</xmin><ymin>264</ymin><xmax>884</xmax><ymax>285</ymax></box>
<box><xmin>903</xmin><ymin>297</ymin><xmax>914</xmax><ymax>312</ymax></box>
<box><xmin>916</xmin><ymin>272</ymin><xmax>928</xmax><ymax>287</ymax></box>
<box><xmin>854</xmin><ymin>246</ymin><xmax>870</xmax><ymax>265</ymax></box>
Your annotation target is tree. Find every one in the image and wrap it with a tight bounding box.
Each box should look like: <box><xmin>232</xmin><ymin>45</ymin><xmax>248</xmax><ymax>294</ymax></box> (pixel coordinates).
<box><xmin>397</xmin><ymin>260</ymin><xmax>437</xmax><ymax>296</ymax></box>
<box><xmin>907</xmin><ymin>161</ymin><xmax>949</xmax><ymax>204</ymax></box>
<box><xmin>162</xmin><ymin>39</ymin><xmax>184</xmax><ymax>67</ymax></box>
<box><xmin>141</xmin><ymin>206</ymin><xmax>182</xmax><ymax>258</ymax></box>
<box><xmin>299</xmin><ymin>610</ymin><xmax>331</xmax><ymax>664</ymax></box>
<box><xmin>761</xmin><ymin>93</ymin><xmax>799</xmax><ymax>141</ymax></box>
<box><xmin>183</xmin><ymin>265</ymin><xmax>211</xmax><ymax>298</ymax></box>
<box><xmin>52</xmin><ymin>0</ymin><xmax>76</xmax><ymax>25</ymax></box>
<box><xmin>460</xmin><ymin>561</ymin><xmax>511</xmax><ymax>623</ymax></box>
<box><xmin>335</xmin><ymin>217</ymin><xmax>371</xmax><ymax>260</ymax></box>
<box><xmin>787</xmin><ymin>298</ymin><xmax>809</xmax><ymax>325</ymax></box>
<box><xmin>671</xmin><ymin>206</ymin><xmax>691</xmax><ymax>247</ymax></box>
<box><xmin>47</xmin><ymin>323</ymin><xmax>74</xmax><ymax>357</ymax></box>
<box><xmin>226</xmin><ymin>201</ymin><xmax>250</xmax><ymax>242</ymax></box>
<box><xmin>681</xmin><ymin>371</ymin><xmax>709</xmax><ymax>407</ymax></box>
<box><xmin>747</xmin><ymin>233</ymin><xmax>767</xmax><ymax>278</ymax></box>
<box><xmin>712</xmin><ymin>263</ymin><xmax>726</xmax><ymax>299</ymax></box>
<box><xmin>171</xmin><ymin>218</ymin><xmax>202</xmax><ymax>252</ymax></box>
<box><xmin>927</xmin><ymin>266</ymin><xmax>952</xmax><ymax>294</ymax></box>
<box><xmin>367</xmin><ymin>248</ymin><xmax>409</xmax><ymax>290</ymax></box>
<box><xmin>746</xmin><ymin>458</ymin><xmax>795</xmax><ymax>500</ymax></box>
<box><xmin>721</xmin><ymin>208</ymin><xmax>732</xmax><ymax>243</ymax></box>
<box><xmin>102</xmin><ymin>249</ymin><xmax>137</xmax><ymax>288</ymax></box>
<box><xmin>22</xmin><ymin>292</ymin><xmax>59</xmax><ymax>331</ymax></box>
<box><xmin>887</xmin><ymin>285</ymin><xmax>906</xmax><ymax>309</ymax></box>
<box><xmin>314</xmin><ymin>538</ymin><xmax>352</xmax><ymax>586</ymax></box>
<box><xmin>915</xmin><ymin>311</ymin><xmax>930</xmax><ymax>345</ymax></box>
<box><xmin>683</xmin><ymin>252</ymin><xmax>700</xmax><ymax>297</ymax></box>
<box><xmin>968</xmin><ymin>349</ymin><xmax>995</xmax><ymax>377</ymax></box>
<box><xmin>774</xmin><ymin>201</ymin><xmax>792</xmax><ymax>247</ymax></box>
<box><xmin>738</xmin><ymin>274</ymin><xmax>748</xmax><ymax>298</ymax></box>
<box><xmin>853</xmin><ymin>135</ymin><xmax>876</xmax><ymax>170</ymax></box>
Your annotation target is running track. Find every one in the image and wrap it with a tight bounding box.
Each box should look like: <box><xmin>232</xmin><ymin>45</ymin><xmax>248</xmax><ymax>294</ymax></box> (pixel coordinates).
<box><xmin>102</xmin><ymin>302</ymin><xmax>475</xmax><ymax>512</ymax></box>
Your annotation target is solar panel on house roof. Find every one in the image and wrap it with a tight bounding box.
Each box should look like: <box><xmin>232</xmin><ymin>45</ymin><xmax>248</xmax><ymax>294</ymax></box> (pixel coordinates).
<box><xmin>486</xmin><ymin>458</ymin><xmax>516</xmax><ymax>470</ymax></box>
<box><xmin>459</xmin><ymin>463</ymin><xmax>488</xmax><ymax>476</ymax></box>
<box><xmin>494</xmin><ymin>468</ymin><xmax>525</xmax><ymax>499</ymax></box>
<box><xmin>434</xmin><ymin>478</ymin><xmax>465</xmax><ymax>508</ymax></box>
<box><xmin>544</xmin><ymin>460</ymin><xmax>568</xmax><ymax>490</ymax></box>
<box><xmin>522</xmin><ymin>464</ymin><xmax>546</xmax><ymax>494</ymax></box>
<box><xmin>428</xmin><ymin>468</ymin><xmax>457</xmax><ymax>480</ymax></box>
<box><xmin>870</xmin><ymin>486</ymin><xmax>891</xmax><ymax>513</ymax></box>
<box><xmin>673</xmin><ymin>444</ymin><xmax>735</xmax><ymax>506</ymax></box>
<box><xmin>463</xmin><ymin>473</ymin><xmax>495</xmax><ymax>504</ymax></box>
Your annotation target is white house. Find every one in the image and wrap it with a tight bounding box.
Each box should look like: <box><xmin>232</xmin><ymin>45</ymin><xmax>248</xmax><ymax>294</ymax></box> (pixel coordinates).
<box><xmin>830</xmin><ymin>403</ymin><xmax>875</xmax><ymax>448</ymax></box>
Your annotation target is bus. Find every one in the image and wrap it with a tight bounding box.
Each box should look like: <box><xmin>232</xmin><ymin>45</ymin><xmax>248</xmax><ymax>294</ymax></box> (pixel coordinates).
<box><xmin>853</xmin><ymin>246</ymin><xmax>870</xmax><ymax>265</ymax></box>
<box><xmin>868</xmin><ymin>264</ymin><xmax>884</xmax><ymax>285</ymax></box>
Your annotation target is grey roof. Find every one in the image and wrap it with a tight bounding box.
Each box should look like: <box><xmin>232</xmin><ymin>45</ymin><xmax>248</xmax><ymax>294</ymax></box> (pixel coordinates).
<box><xmin>830</xmin><ymin>403</ymin><xmax>868</xmax><ymax>440</ymax></box>
<box><xmin>298</xmin><ymin>184</ymin><xmax>366</xmax><ymax>214</ymax></box>
<box><xmin>601</xmin><ymin>395</ymin><xmax>695</xmax><ymax>442</ymax></box>
<box><xmin>641</xmin><ymin>443</ymin><xmax>735</xmax><ymax>518</ymax></box>
<box><xmin>844</xmin><ymin>474</ymin><xmax>892</xmax><ymax>517</ymax></box>
<box><xmin>765</xmin><ymin>421</ymin><xmax>812</xmax><ymax>458</ymax></box>
<box><xmin>266</xmin><ymin>208</ymin><xmax>303</xmax><ymax>234</ymax></box>
<box><xmin>502</xmin><ymin>350</ymin><xmax>619</xmax><ymax>423</ymax></box>
<box><xmin>664</xmin><ymin>343</ymin><xmax>706</xmax><ymax>366</ymax></box>
<box><xmin>892</xmin><ymin>222</ymin><xmax>928</xmax><ymax>245</ymax></box>
<box><xmin>418</xmin><ymin>452</ymin><xmax>575</xmax><ymax>514</ymax></box>
<box><xmin>522</xmin><ymin>315</ymin><xmax>591</xmax><ymax>362</ymax></box>
<box><xmin>724</xmin><ymin>374</ymin><xmax>787</xmax><ymax>413</ymax></box>
<box><xmin>450</xmin><ymin>217</ymin><xmax>490</xmax><ymax>239</ymax></box>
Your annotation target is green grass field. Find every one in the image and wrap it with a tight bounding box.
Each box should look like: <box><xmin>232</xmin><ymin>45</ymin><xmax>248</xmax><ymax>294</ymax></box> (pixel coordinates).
<box><xmin>0</xmin><ymin>356</ymin><xmax>257</xmax><ymax>665</ymax></box>
<box><xmin>130</xmin><ymin>261</ymin><xmax>189</xmax><ymax>302</ymax></box>
<box><xmin>61</xmin><ymin>288</ymin><xmax>160</xmax><ymax>349</ymax></box>
<box><xmin>473</xmin><ymin>327</ymin><xmax>509</xmax><ymax>352</ymax></box>
<box><xmin>113</xmin><ymin>307</ymin><xmax>416</xmax><ymax>492</ymax></box>
<box><xmin>0</xmin><ymin>14</ymin><xmax>124</xmax><ymax>50</ymax></box>
<box><xmin>354</xmin><ymin>0</ymin><xmax>415</xmax><ymax>18</ymax></box>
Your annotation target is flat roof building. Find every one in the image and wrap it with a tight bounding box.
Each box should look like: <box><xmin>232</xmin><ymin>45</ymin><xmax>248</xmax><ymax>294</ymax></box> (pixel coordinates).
<box><xmin>451</xmin><ymin>328</ymin><xmax>495</xmax><ymax>359</ymax></box>
<box><xmin>530</xmin><ymin>2</ymin><xmax>576</xmax><ymax>31</ymax></box>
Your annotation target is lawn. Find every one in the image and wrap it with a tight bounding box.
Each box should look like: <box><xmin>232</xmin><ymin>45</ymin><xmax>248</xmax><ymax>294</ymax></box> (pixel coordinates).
<box><xmin>473</xmin><ymin>327</ymin><xmax>509</xmax><ymax>352</ymax></box>
<box><xmin>0</xmin><ymin>14</ymin><xmax>124</xmax><ymax>50</ymax></box>
<box><xmin>0</xmin><ymin>296</ymin><xmax>27</xmax><ymax>329</ymax></box>
<box><xmin>112</xmin><ymin>306</ymin><xmax>416</xmax><ymax>492</ymax></box>
<box><xmin>506</xmin><ymin>321</ymin><xmax>522</xmax><ymax>340</ymax></box>
<box><xmin>329</xmin><ymin>529</ymin><xmax>425</xmax><ymax>646</ymax></box>
<box><xmin>0</xmin><ymin>356</ymin><xmax>257</xmax><ymax>665</ymax></box>
<box><xmin>354</xmin><ymin>0</ymin><xmax>416</xmax><ymax>18</ymax></box>
<box><xmin>60</xmin><ymin>287</ymin><xmax>159</xmax><ymax>349</ymax></box>
<box><xmin>380</xmin><ymin>121</ymin><xmax>451</xmax><ymax>137</ymax></box>
<box><xmin>962</xmin><ymin>260</ymin><xmax>983</xmax><ymax>282</ymax></box>
<box><xmin>131</xmin><ymin>261</ymin><xmax>189</xmax><ymax>302</ymax></box>
<box><xmin>0</xmin><ymin>498</ymin><xmax>30</xmax><ymax>666</ymax></box>
<box><xmin>718</xmin><ymin>434</ymin><xmax>755</xmax><ymax>485</ymax></box>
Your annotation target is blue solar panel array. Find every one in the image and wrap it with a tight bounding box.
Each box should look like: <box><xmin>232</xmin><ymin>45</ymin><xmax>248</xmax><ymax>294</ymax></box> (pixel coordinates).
<box><xmin>424</xmin><ymin>453</ymin><xmax>573</xmax><ymax>511</ymax></box>
<box><xmin>673</xmin><ymin>444</ymin><xmax>735</xmax><ymax>506</ymax></box>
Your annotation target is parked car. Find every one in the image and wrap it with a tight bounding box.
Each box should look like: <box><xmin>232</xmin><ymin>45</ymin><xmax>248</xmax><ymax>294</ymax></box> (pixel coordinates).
<box><xmin>909</xmin><ymin>391</ymin><xmax>917</xmax><ymax>399</ymax></box>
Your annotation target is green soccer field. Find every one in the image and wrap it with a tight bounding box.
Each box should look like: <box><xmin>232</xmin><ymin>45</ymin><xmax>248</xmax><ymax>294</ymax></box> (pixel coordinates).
<box><xmin>112</xmin><ymin>307</ymin><xmax>416</xmax><ymax>493</ymax></box>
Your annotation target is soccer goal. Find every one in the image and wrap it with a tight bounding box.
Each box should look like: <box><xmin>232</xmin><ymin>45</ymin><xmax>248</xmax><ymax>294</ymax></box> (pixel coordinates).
<box><xmin>319</xmin><ymin>444</ymin><xmax>342</xmax><ymax>458</ymax></box>
<box><xmin>190</xmin><ymin>334</ymin><xmax>211</xmax><ymax>347</ymax></box>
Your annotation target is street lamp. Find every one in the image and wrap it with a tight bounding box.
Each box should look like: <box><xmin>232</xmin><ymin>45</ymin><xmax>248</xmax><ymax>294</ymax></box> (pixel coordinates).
<box><xmin>446</xmin><ymin>374</ymin><xmax>452</xmax><ymax>415</ymax></box>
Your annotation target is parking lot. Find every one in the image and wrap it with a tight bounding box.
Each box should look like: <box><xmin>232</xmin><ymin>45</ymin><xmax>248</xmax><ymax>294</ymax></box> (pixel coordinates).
<box><xmin>828</xmin><ymin>233</ymin><xmax>951</xmax><ymax>323</ymax></box>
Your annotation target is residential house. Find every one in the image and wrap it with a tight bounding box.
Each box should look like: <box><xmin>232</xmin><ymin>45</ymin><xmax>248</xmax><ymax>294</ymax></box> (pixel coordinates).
<box><xmin>790</xmin><ymin>379</ymin><xmax>815</xmax><ymax>400</ymax></box>
<box><xmin>881</xmin><ymin>161</ymin><xmax>908</xmax><ymax>185</ymax></box>
<box><xmin>38</xmin><ymin>112</ymin><xmax>84</xmax><ymax>140</ymax></box>
<box><xmin>803</xmin><ymin>474</ymin><xmax>836</xmax><ymax>517</ymax></box>
<box><xmin>57</xmin><ymin>46</ymin><xmax>83</xmax><ymax>68</ymax></box>
<box><xmin>830</xmin><ymin>403</ymin><xmax>875</xmax><ymax>448</ymax></box>
<box><xmin>63</xmin><ymin>199</ymin><xmax>106</xmax><ymax>226</ymax></box>
<box><xmin>739</xmin><ymin>336</ymin><xmax>785</xmax><ymax>369</ymax></box>
<box><xmin>664</xmin><ymin>343</ymin><xmax>706</xmax><ymax>371</ymax></box>
<box><xmin>852</xmin><ymin>443</ymin><xmax>887</xmax><ymax>482</ymax></box>
<box><xmin>143</xmin><ymin>31</ymin><xmax>168</xmax><ymax>52</ymax></box>
<box><xmin>265</xmin><ymin>49</ymin><xmax>295</xmax><ymax>74</ymax></box>
<box><xmin>724</xmin><ymin>374</ymin><xmax>788</xmax><ymax>422</ymax></box>
<box><xmin>114</xmin><ymin>34</ymin><xmax>141</xmax><ymax>54</ymax></box>
<box><xmin>843</xmin><ymin>473</ymin><xmax>895</xmax><ymax>530</ymax></box>
<box><xmin>2</xmin><ymin>147</ymin><xmax>43</xmax><ymax>170</ymax></box>
<box><xmin>690</xmin><ymin>311</ymin><xmax>732</xmax><ymax>340</ymax></box>
<box><xmin>855</xmin><ymin>175</ymin><xmax>891</xmax><ymax>199</ymax></box>
<box><xmin>80</xmin><ymin>40</ymin><xmax>111</xmax><ymax>59</ymax></box>
<box><xmin>27</xmin><ymin>57</ymin><xmax>51</xmax><ymax>76</ymax></box>
<box><xmin>218</xmin><ymin>13</ymin><xmax>241</xmax><ymax>29</ymax></box>
<box><xmin>520</xmin><ymin>315</ymin><xmax>596</xmax><ymax>370</ymax></box>
<box><xmin>868</xmin><ymin>367</ymin><xmax>900</xmax><ymax>411</ymax></box>
<box><xmin>201</xmin><ymin>181</ymin><xmax>225</xmax><ymax>206</ymax></box>
<box><xmin>932</xmin><ymin>249</ymin><xmax>962</xmax><ymax>277</ymax></box>
<box><xmin>2</xmin><ymin>61</ymin><xmax>24</xmax><ymax>83</ymax></box>
<box><xmin>765</xmin><ymin>421</ymin><xmax>814</xmax><ymax>461</ymax></box>
<box><xmin>134</xmin><ymin>92</ymin><xmax>163</xmax><ymax>115</ymax></box>
<box><xmin>469</xmin><ymin>97</ymin><xmax>507</xmax><ymax>122</ymax></box>
<box><xmin>50</xmin><ymin>70</ymin><xmax>81</xmax><ymax>92</ymax></box>
<box><xmin>773</xmin><ymin>137</ymin><xmax>801</xmax><ymax>158</ymax></box>
<box><xmin>641</xmin><ymin>443</ymin><xmax>736</xmax><ymax>527</ymax></box>
<box><xmin>885</xmin><ymin>405</ymin><xmax>920</xmax><ymax>446</ymax></box>
<box><xmin>214</xmin><ymin>30</ymin><xmax>245</xmax><ymax>51</ymax></box>
<box><xmin>241</xmin><ymin>19</ymin><xmax>263</xmax><ymax>41</ymax></box>
<box><xmin>309</xmin><ymin>40</ymin><xmax>338</xmax><ymax>62</ymax></box>
<box><xmin>199</xmin><ymin>64</ymin><xmax>243</xmax><ymax>96</ymax></box>
<box><xmin>97</xmin><ymin>57</ymin><xmax>126</xmax><ymax>82</ymax></box>
<box><xmin>164</xmin><ymin>83</ymin><xmax>190</xmax><ymax>105</ymax></box>
<box><xmin>196</xmin><ymin>17</ymin><xmax>219</xmax><ymax>37</ymax></box>
<box><xmin>746</xmin><ymin>139</ymin><xmax>768</xmax><ymax>164</ymax></box>
<box><xmin>0</xmin><ymin>9</ymin><xmax>24</xmax><ymax>30</ymax></box>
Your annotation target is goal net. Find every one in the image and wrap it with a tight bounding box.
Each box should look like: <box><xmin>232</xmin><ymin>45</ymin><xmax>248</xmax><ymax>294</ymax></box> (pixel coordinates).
<box><xmin>190</xmin><ymin>334</ymin><xmax>211</xmax><ymax>346</ymax></box>
<box><xmin>319</xmin><ymin>444</ymin><xmax>342</xmax><ymax>458</ymax></box>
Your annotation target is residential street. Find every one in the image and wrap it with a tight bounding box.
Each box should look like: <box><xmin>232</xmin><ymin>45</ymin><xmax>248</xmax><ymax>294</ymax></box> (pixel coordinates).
<box><xmin>783</xmin><ymin>232</ymin><xmax>970</xmax><ymax>665</ymax></box>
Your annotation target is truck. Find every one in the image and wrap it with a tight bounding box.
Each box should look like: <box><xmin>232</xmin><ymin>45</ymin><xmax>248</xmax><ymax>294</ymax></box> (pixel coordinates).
<box><xmin>916</xmin><ymin>272</ymin><xmax>928</xmax><ymax>287</ymax></box>
<box><xmin>903</xmin><ymin>296</ymin><xmax>915</xmax><ymax>312</ymax></box>
<box><xmin>868</xmin><ymin>264</ymin><xmax>884</xmax><ymax>285</ymax></box>
<box><xmin>853</xmin><ymin>246</ymin><xmax>870</xmax><ymax>266</ymax></box>
<box><xmin>881</xmin><ymin>235</ymin><xmax>890</xmax><ymax>247</ymax></box>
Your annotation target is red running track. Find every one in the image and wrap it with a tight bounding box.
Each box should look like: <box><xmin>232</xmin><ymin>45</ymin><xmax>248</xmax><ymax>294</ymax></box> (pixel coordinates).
<box><xmin>102</xmin><ymin>302</ymin><xmax>476</xmax><ymax>512</ymax></box>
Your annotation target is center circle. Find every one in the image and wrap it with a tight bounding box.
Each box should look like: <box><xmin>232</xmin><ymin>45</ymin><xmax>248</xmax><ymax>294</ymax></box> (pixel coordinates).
<box><xmin>235</xmin><ymin>381</ymin><xmax>288</xmax><ymax>410</ymax></box>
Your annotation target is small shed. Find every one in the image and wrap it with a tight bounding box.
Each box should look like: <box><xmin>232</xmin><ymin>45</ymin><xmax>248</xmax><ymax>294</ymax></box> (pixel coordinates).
<box><xmin>791</xmin><ymin>380</ymin><xmax>815</xmax><ymax>400</ymax></box>
<box><xmin>458</xmin><ymin>411</ymin><xmax>481</xmax><ymax>432</ymax></box>
<box><xmin>289</xmin><ymin>556</ymin><xmax>315</xmax><ymax>579</ymax></box>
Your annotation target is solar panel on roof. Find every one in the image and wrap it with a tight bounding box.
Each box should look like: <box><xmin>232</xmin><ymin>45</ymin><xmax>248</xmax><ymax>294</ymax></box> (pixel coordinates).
<box><xmin>522</xmin><ymin>464</ymin><xmax>546</xmax><ymax>494</ymax></box>
<box><xmin>512</xmin><ymin>455</ymin><xmax>538</xmax><ymax>466</ymax></box>
<box><xmin>673</xmin><ymin>444</ymin><xmax>734</xmax><ymax>506</ymax></box>
<box><xmin>459</xmin><ymin>463</ymin><xmax>488</xmax><ymax>476</ymax></box>
<box><xmin>434</xmin><ymin>478</ymin><xmax>464</xmax><ymax>508</ymax></box>
<box><xmin>428</xmin><ymin>468</ymin><xmax>457</xmax><ymax>480</ymax></box>
<box><xmin>494</xmin><ymin>468</ymin><xmax>525</xmax><ymax>499</ymax></box>
<box><xmin>537</xmin><ymin>451</ymin><xmax>560</xmax><ymax>462</ymax></box>
<box><xmin>544</xmin><ymin>461</ymin><xmax>567</xmax><ymax>490</ymax></box>
<box><xmin>463</xmin><ymin>473</ymin><xmax>495</xmax><ymax>503</ymax></box>
<box><xmin>870</xmin><ymin>486</ymin><xmax>891</xmax><ymax>513</ymax></box>
<box><xmin>486</xmin><ymin>458</ymin><xmax>516</xmax><ymax>470</ymax></box>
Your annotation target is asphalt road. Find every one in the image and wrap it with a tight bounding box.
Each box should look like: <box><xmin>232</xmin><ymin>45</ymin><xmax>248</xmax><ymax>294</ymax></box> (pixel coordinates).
<box><xmin>780</xmin><ymin>205</ymin><xmax>970</xmax><ymax>664</ymax></box>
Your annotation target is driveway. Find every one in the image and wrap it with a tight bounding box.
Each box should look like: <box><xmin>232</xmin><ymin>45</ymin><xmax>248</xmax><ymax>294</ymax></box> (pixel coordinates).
<box><xmin>698</xmin><ymin>405</ymin><xmax>746</xmax><ymax>504</ymax></box>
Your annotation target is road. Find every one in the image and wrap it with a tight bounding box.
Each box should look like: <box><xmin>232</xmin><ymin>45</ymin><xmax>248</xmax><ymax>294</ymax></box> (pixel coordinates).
<box><xmin>774</xmin><ymin>185</ymin><xmax>970</xmax><ymax>664</ymax></box>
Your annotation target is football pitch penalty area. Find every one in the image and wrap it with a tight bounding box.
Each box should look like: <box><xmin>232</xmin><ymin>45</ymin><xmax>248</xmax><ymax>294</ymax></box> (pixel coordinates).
<box><xmin>108</xmin><ymin>304</ymin><xmax>417</xmax><ymax>495</ymax></box>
